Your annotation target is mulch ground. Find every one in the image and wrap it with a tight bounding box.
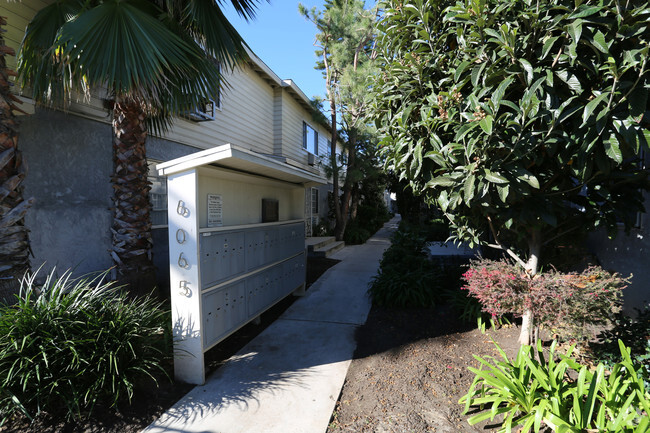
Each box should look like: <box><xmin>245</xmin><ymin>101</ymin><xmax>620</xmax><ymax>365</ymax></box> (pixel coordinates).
<box><xmin>326</xmin><ymin>304</ymin><xmax>521</xmax><ymax>433</ymax></box>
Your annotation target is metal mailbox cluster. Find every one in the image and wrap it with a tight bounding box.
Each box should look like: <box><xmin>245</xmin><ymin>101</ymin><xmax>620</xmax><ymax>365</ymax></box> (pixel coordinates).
<box><xmin>159</xmin><ymin>148</ymin><xmax>324</xmax><ymax>385</ymax></box>
<box><xmin>199</xmin><ymin>222</ymin><xmax>305</xmax><ymax>288</ymax></box>
<box><xmin>199</xmin><ymin>221</ymin><xmax>305</xmax><ymax>350</ymax></box>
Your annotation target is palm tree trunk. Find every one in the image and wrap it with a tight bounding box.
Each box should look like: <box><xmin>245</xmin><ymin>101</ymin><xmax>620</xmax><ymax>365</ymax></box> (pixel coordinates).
<box><xmin>111</xmin><ymin>96</ymin><xmax>155</xmax><ymax>295</ymax></box>
<box><xmin>0</xmin><ymin>16</ymin><xmax>33</xmax><ymax>302</ymax></box>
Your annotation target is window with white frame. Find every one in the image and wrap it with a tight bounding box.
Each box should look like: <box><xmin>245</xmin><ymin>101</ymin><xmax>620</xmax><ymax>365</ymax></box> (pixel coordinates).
<box><xmin>147</xmin><ymin>160</ymin><xmax>168</xmax><ymax>227</ymax></box>
<box><xmin>303</xmin><ymin>122</ymin><xmax>318</xmax><ymax>155</ymax></box>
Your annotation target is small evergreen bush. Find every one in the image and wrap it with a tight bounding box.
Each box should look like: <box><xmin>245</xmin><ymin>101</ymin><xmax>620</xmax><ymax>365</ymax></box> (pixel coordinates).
<box><xmin>369</xmin><ymin>226</ymin><xmax>444</xmax><ymax>307</ymax></box>
<box><xmin>343</xmin><ymin>219</ymin><xmax>372</xmax><ymax>245</ymax></box>
<box><xmin>0</xmin><ymin>269</ymin><xmax>169</xmax><ymax>423</ymax></box>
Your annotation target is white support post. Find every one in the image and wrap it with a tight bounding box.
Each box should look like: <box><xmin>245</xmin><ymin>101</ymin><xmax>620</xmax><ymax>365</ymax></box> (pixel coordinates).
<box><xmin>167</xmin><ymin>169</ymin><xmax>205</xmax><ymax>385</ymax></box>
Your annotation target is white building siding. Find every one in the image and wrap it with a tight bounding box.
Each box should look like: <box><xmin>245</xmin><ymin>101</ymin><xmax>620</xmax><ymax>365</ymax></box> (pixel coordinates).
<box><xmin>4</xmin><ymin>1</ymin><xmax>329</xmax><ymax>174</ymax></box>
<box><xmin>165</xmin><ymin>63</ymin><xmax>275</xmax><ymax>155</ymax></box>
<box><xmin>4</xmin><ymin>0</ymin><xmax>48</xmax><ymax>71</ymax></box>
<box><xmin>281</xmin><ymin>93</ymin><xmax>305</xmax><ymax>162</ymax></box>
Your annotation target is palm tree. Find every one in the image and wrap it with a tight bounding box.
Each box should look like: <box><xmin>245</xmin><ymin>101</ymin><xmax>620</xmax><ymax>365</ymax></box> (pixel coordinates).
<box><xmin>18</xmin><ymin>0</ymin><xmax>264</xmax><ymax>293</ymax></box>
<box><xmin>0</xmin><ymin>16</ymin><xmax>33</xmax><ymax>301</ymax></box>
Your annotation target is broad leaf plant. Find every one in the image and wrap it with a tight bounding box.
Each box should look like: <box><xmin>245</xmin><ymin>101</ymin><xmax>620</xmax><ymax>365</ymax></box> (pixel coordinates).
<box><xmin>371</xmin><ymin>0</ymin><xmax>650</xmax><ymax>343</ymax></box>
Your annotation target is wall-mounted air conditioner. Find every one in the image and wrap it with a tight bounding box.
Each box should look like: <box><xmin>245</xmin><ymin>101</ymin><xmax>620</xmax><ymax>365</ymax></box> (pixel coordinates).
<box><xmin>307</xmin><ymin>153</ymin><xmax>316</xmax><ymax>166</ymax></box>
<box><xmin>182</xmin><ymin>99</ymin><xmax>216</xmax><ymax>122</ymax></box>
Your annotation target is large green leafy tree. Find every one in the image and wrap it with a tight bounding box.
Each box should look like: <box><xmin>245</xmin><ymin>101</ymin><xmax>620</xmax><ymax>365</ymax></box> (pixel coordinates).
<box><xmin>300</xmin><ymin>0</ymin><xmax>379</xmax><ymax>240</ymax></box>
<box><xmin>372</xmin><ymin>0</ymin><xmax>650</xmax><ymax>344</ymax></box>
<box><xmin>18</xmin><ymin>0</ymin><xmax>264</xmax><ymax>292</ymax></box>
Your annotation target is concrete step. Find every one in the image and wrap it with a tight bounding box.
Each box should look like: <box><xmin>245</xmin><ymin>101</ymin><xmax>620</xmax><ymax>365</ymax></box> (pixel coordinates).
<box><xmin>305</xmin><ymin>236</ymin><xmax>336</xmax><ymax>253</ymax></box>
<box><xmin>311</xmin><ymin>240</ymin><xmax>345</xmax><ymax>258</ymax></box>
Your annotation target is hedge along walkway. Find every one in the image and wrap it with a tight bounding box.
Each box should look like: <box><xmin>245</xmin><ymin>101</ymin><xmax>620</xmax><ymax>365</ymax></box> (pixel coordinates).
<box><xmin>144</xmin><ymin>217</ymin><xmax>400</xmax><ymax>433</ymax></box>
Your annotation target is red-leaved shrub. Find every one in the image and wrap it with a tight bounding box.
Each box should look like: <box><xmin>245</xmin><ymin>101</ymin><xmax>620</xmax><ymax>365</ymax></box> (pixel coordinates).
<box><xmin>462</xmin><ymin>259</ymin><xmax>627</xmax><ymax>340</ymax></box>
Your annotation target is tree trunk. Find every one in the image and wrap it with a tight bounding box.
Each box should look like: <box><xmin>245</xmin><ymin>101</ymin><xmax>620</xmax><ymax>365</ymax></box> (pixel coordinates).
<box><xmin>350</xmin><ymin>182</ymin><xmax>360</xmax><ymax>221</ymax></box>
<box><xmin>518</xmin><ymin>229</ymin><xmax>542</xmax><ymax>346</ymax></box>
<box><xmin>334</xmin><ymin>129</ymin><xmax>357</xmax><ymax>240</ymax></box>
<box><xmin>111</xmin><ymin>97</ymin><xmax>156</xmax><ymax>296</ymax></box>
<box><xmin>330</xmin><ymin>94</ymin><xmax>344</xmax><ymax>240</ymax></box>
<box><xmin>0</xmin><ymin>16</ymin><xmax>33</xmax><ymax>303</ymax></box>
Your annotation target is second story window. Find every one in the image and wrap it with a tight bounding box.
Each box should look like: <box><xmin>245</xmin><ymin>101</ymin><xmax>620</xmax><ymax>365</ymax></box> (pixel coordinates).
<box><xmin>303</xmin><ymin>122</ymin><xmax>318</xmax><ymax>155</ymax></box>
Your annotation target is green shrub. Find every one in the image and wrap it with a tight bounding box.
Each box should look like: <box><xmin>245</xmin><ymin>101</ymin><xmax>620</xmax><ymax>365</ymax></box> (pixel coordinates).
<box><xmin>0</xmin><ymin>269</ymin><xmax>169</xmax><ymax>422</ymax></box>
<box><xmin>343</xmin><ymin>219</ymin><xmax>372</xmax><ymax>245</ymax></box>
<box><xmin>369</xmin><ymin>226</ymin><xmax>442</xmax><ymax>307</ymax></box>
<box><xmin>313</xmin><ymin>219</ymin><xmax>332</xmax><ymax>237</ymax></box>
<box><xmin>460</xmin><ymin>340</ymin><xmax>650</xmax><ymax>433</ymax></box>
<box><xmin>423</xmin><ymin>218</ymin><xmax>449</xmax><ymax>242</ymax></box>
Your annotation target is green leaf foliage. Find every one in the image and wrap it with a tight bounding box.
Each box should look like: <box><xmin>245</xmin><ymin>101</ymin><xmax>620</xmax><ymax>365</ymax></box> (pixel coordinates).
<box><xmin>18</xmin><ymin>0</ymin><xmax>258</xmax><ymax>134</ymax></box>
<box><xmin>371</xmin><ymin>0</ymin><xmax>650</xmax><ymax>258</ymax></box>
<box><xmin>460</xmin><ymin>340</ymin><xmax>650</xmax><ymax>432</ymax></box>
<box><xmin>0</xmin><ymin>269</ymin><xmax>170</xmax><ymax>422</ymax></box>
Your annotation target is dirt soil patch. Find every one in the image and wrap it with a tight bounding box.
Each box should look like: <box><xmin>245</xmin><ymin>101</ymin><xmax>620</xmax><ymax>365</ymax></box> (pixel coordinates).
<box><xmin>327</xmin><ymin>304</ymin><xmax>521</xmax><ymax>433</ymax></box>
<box><xmin>1</xmin><ymin>256</ymin><xmax>340</xmax><ymax>433</ymax></box>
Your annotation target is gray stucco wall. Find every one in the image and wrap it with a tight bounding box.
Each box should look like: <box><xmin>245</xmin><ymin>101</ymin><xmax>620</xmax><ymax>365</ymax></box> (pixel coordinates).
<box><xmin>19</xmin><ymin>109</ymin><xmax>198</xmax><ymax>288</ymax></box>
<box><xmin>20</xmin><ymin>109</ymin><xmax>114</xmax><ymax>276</ymax></box>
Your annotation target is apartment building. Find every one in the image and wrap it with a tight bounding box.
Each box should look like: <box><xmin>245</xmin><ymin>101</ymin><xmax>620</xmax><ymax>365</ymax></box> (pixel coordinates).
<box><xmin>5</xmin><ymin>0</ymin><xmax>333</xmax><ymax>290</ymax></box>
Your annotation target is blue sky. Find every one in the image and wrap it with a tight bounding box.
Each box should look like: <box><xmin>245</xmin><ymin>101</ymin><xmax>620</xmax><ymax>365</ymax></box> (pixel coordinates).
<box><xmin>223</xmin><ymin>1</ymin><xmax>327</xmax><ymax>102</ymax></box>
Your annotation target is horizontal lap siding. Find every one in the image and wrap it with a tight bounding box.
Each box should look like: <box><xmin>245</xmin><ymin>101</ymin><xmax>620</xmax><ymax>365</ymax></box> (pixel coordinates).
<box><xmin>316</xmin><ymin>124</ymin><xmax>329</xmax><ymax>157</ymax></box>
<box><xmin>273</xmin><ymin>88</ymin><xmax>283</xmax><ymax>155</ymax></box>
<box><xmin>315</xmin><ymin>125</ymin><xmax>330</xmax><ymax>177</ymax></box>
<box><xmin>164</xmin><ymin>64</ymin><xmax>275</xmax><ymax>154</ymax></box>
<box><xmin>281</xmin><ymin>95</ymin><xmax>308</xmax><ymax>163</ymax></box>
<box><xmin>4</xmin><ymin>2</ymin><xmax>276</xmax><ymax>156</ymax></box>
<box><xmin>4</xmin><ymin>0</ymin><xmax>49</xmax><ymax>72</ymax></box>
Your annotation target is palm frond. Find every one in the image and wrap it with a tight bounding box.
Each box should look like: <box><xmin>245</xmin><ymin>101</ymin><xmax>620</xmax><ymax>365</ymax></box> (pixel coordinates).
<box><xmin>217</xmin><ymin>0</ymin><xmax>266</xmax><ymax>21</ymax></box>
<box><xmin>60</xmin><ymin>0</ymin><xmax>204</xmax><ymax>95</ymax></box>
<box><xmin>181</xmin><ymin>0</ymin><xmax>251</xmax><ymax>70</ymax></box>
<box><xmin>17</xmin><ymin>0</ymin><xmax>85</xmax><ymax>104</ymax></box>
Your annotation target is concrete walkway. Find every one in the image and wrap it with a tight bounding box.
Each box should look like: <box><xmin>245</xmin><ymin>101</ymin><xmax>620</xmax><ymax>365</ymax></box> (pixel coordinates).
<box><xmin>143</xmin><ymin>217</ymin><xmax>399</xmax><ymax>433</ymax></box>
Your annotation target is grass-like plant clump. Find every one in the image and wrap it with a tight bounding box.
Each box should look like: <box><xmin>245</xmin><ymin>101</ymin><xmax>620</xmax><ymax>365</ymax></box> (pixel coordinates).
<box><xmin>0</xmin><ymin>269</ymin><xmax>170</xmax><ymax>424</ymax></box>
<box><xmin>461</xmin><ymin>340</ymin><xmax>650</xmax><ymax>433</ymax></box>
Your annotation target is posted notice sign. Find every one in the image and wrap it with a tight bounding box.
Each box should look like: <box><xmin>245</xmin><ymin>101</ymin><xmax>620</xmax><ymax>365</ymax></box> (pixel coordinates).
<box><xmin>207</xmin><ymin>194</ymin><xmax>223</xmax><ymax>227</ymax></box>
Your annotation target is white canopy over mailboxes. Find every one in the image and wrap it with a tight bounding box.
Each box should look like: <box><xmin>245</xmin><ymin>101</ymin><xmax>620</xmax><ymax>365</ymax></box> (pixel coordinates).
<box><xmin>157</xmin><ymin>143</ymin><xmax>326</xmax><ymax>185</ymax></box>
<box><xmin>159</xmin><ymin>144</ymin><xmax>326</xmax><ymax>384</ymax></box>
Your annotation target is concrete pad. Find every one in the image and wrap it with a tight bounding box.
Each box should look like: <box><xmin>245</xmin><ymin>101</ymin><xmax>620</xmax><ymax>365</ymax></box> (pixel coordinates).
<box><xmin>143</xmin><ymin>320</ymin><xmax>356</xmax><ymax>433</ymax></box>
<box><xmin>284</xmin><ymin>245</ymin><xmax>388</xmax><ymax>325</ymax></box>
